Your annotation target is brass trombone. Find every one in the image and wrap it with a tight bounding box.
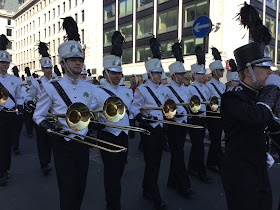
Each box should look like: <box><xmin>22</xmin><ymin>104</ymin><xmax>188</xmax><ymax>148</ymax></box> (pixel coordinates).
<box><xmin>46</xmin><ymin>102</ymin><xmax>127</xmax><ymax>153</ymax></box>
<box><xmin>0</xmin><ymin>88</ymin><xmax>17</xmax><ymax>113</ymax></box>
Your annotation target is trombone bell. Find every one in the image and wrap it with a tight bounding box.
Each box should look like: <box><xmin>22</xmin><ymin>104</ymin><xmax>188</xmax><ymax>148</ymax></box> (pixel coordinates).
<box><xmin>66</xmin><ymin>103</ymin><xmax>91</xmax><ymax>131</ymax></box>
<box><xmin>103</xmin><ymin>96</ymin><xmax>126</xmax><ymax>123</ymax></box>
<box><xmin>0</xmin><ymin>88</ymin><xmax>9</xmax><ymax>104</ymax></box>
<box><xmin>163</xmin><ymin>99</ymin><xmax>177</xmax><ymax>119</ymax></box>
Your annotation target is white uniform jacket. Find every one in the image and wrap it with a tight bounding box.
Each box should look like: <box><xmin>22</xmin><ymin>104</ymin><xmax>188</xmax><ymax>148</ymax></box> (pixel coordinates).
<box><xmin>91</xmin><ymin>81</ymin><xmax>133</xmax><ymax>136</ymax></box>
<box><xmin>186</xmin><ymin>81</ymin><xmax>210</xmax><ymax>116</ymax></box>
<box><xmin>165</xmin><ymin>80</ymin><xmax>189</xmax><ymax>123</ymax></box>
<box><xmin>131</xmin><ymin>80</ymin><xmax>168</xmax><ymax>128</ymax></box>
<box><xmin>205</xmin><ymin>78</ymin><xmax>225</xmax><ymax>112</ymax></box>
<box><xmin>0</xmin><ymin>72</ymin><xmax>23</xmax><ymax>110</ymax></box>
<box><xmin>33</xmin><ymin>75</ymin><xmax>97</xmax><ymax>141</ymax></box>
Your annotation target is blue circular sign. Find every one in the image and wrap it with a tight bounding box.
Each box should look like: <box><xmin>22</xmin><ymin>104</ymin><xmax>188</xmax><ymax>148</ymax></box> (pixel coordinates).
<box><xmin>192</xmin><ymin>15</ymin><xmax>212</xmax><ymax>38</ymax></box>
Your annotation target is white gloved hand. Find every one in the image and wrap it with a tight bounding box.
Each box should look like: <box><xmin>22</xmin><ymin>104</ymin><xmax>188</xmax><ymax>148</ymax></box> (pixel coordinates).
<box><xmin>266</xmin><ymin>153</ymin><xmax>275</xmax><ymax>168</ymax></box>
<box><xmin>265</xmin><ymin>73</ymin><xmax>280</xmax><ymax>87</ymax></box>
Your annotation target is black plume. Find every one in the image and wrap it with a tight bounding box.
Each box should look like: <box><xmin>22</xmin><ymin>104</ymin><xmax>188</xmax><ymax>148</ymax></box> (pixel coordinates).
<box><xmin>194</xmin><ymin>46</ymin><xmax>205</xmax><ymax>65</ymax></box>
<box><xmin>62</xmin><ymin>16</ymin><xmax>80</xmax><ymax>42</ymax></box>
<box><xmin>111</xmin><ymin>31</ymin><xmax>124</xmax><ymax>57</ymax></box>
<box><xmin>87</xmin><ymin>69</ymin><xmax>91</xmax><ymax>76</ymax></box>
<box><xmin>54</xmin><ymin>65</ymin><xmax>61</xmax><ymax>77</ymax></box>
<box><xmin>25</xmin><ymin>67</ymin><xmax>31</xmax><ymax>77</ymax></box>
<box><xmin>237</xmin><ymin>2</ymin><xmax>271</xmax><ymax>44</ymax></box>
<box><xmin>149</xmin><ymin>37</ymin><xmax>161</xmax><ymax>59</ymax></box>
<box><xmin>32</xmin><ymin>73</ymin><xmax>38</xmax><ymax>78</ymax></box>
<box><xmin>171</xmin><ymin>42</ymin><xmax>184</xmax><ymax>63</ymax></box>
<box><xmin>12</xmin><ymin>66</ymin><xmax>19</xmax><ymax>77</ymax></box>
<box><xmin>0</xmin><ymin>34</ymin><xmax>9</xmax><ymax>51</ymax></box>
<box><xmin>21</xmin><ymin>75</ymin><xmax>25</xmax><ymax>81</ymax></box>
<box><xmin>211</xmin><ymin>47</ymin><xmax>221</xmax><ymax>60</ymax></box>
<box><xmin>228</xmin><ymin>59</ymin><xmax>238</xmax><ymax>72</ymax></box>
<box><xmin>38</xmin><ymin>42</ymin><xmax>50</xmax><ymax>57</ymax></box>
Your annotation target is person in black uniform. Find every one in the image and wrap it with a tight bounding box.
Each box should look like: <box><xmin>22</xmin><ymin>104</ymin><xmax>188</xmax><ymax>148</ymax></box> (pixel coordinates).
<box><xmin>221</xmin><ymin>3</ymin><xmax>280</xmax><ymax>210</ymax></box>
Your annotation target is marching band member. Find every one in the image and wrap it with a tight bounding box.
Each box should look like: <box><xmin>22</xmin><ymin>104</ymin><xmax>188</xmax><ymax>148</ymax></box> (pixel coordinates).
<box><xmin>225</xmin><ymin>59</ymin><xmax>240</xmax><ymax>90</ymax></box>
<box><xmin>165</xmin><ymin>42</ymin><xmax>194</xmax><ymax>198</ymax></box>
<box><xmin>33</xmin><ymin>17</ymin><xmax>95</xmax><ymax>210</ymax></box>
<box><xmin>221</xmin><ymin>3</ymin><xmax>280</xmax><ymax>209</ymax></box>
<box><xmin>91</xmin><ymin>31</ymin><xmax>133</xmax><ymax>210</ymax></box>
<box><xmin>131</xmin><ymin>37</ymin><xmax>168</xmax><ymax>210</ymax></box>
<box><xmin>26</xmin><ymin>42</ymin><xmax>54</xmax><ymax>175</ymax></box>
<box><xmin>186</xmin><ymin>46</ymin><xmax>211</xmax><ymax>183</ymax></box>
<box><xmin>79</xmin><ymin>65</ymin><xmax>87</xmax><ymax>80</ymax></box>
<box><xmin>205</xmin><ymin>47</ymin><xmax>226</xmax><ymax>172</ymax></box>
<box><xmin>0</xmin><ymin>34</ymin><xmax>23</xmax><ymax>186</ymax></box>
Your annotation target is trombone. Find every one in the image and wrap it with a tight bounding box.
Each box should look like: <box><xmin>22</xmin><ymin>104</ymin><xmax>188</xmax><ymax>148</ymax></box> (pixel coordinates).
<box><xmin>0</xmin><ymin>88</ymin><xmax>17</xmax><ymax>113</ymax></box>
<box><xmin>46</xmin><ymin>102</ymin><xmax>127</xmax><ymax>153</ymax></box>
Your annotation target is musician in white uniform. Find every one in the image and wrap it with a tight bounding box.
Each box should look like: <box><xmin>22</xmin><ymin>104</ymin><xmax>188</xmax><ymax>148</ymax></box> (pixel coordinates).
<box><xmin>205</xmin><ymin>47</ymin><xmax>226</xmax><ymax>172</ymax></box>
<box><xmin>0</xmin><ymin>34</ymin><xmax>23</xmax><ymax>186</ymax></box>
<box><xmin>131</xmin><ymin>37</ymin><xmax>167</xmax><ymax>210</ymax></box>
<box><xmin>186</xmin><ymin>46</ymin><xmax>211</xmax><ymax>183</ymax></box>
<box><xmin>33</xmin><ymin>17</ymin><xmax>94</xmax><ymax>210</ymax></box>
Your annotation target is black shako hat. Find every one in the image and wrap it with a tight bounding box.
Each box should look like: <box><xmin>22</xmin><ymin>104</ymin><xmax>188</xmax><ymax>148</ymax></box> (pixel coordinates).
<box><xmin>234</xmin><ymin>2</ymin><xmax>274</xmax><ymax>72</ymax></box>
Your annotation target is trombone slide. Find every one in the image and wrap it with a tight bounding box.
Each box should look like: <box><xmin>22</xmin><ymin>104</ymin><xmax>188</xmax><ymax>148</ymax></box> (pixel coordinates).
<box><xmin>147</xmin><ymin>118</ymin><xmax>204</xmax><ymax>129</ymax></box>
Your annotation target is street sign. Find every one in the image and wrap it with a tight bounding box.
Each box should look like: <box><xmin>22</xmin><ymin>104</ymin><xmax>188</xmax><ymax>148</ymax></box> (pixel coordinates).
<box><xmin>192</xmin><ymin>15</ymin><xmax>212</xmax><ymax>38</ymax></box>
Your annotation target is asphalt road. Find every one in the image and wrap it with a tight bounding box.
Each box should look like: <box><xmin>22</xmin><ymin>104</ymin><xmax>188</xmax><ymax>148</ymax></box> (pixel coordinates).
<box><xmin>1</xmin><ymin>126</ymin><xmax>280</xmax><ymax>210</ymax></box>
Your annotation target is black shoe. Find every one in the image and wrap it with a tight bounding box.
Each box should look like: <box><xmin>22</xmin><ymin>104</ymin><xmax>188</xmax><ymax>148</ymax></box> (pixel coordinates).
<box><xmin>154</xmin><ymin>200</ymin><xmax>166</xmax><ymax>210</ymax></box>
<box><xmin>41</xmin><ymin>165</ymin><xmax>52</xmax><ymax>176</ymax></box>
<box><xmin>198</xmin><ymin>174</ymin><xmax>212</xmax><ymax>184</ymax></box>
<box><xmin>13</xmin><ymin>148</ymin><xmax>21</xmax><ymax>155</ymax></box>
<box><xmin>143</xmin><ymin>191</ymin><xmax>154</xmax><ymax>200</ymax></box>
<box><xmin>207</xmin><ymin>165</ymin><xmax>220</xmax><ymax>174</ymax></box>
<box><xmin>179</xmin><ymin>188</ymin><xmax>195</xmax><ymax>199</ymax></box>
<box><xmin>0</xmin><ymin>176</ymin><xmax>7</xmax><ymax>186</ymax></box>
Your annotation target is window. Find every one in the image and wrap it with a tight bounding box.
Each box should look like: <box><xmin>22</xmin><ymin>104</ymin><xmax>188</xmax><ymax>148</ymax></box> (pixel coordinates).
<box><xmin>53</xmin><ymin>24</ymin><xmax>55</xmax><ymax>34</ymax></box>
<box><xmin>44</xmin><ymin>28</ymin><xmax>47</xmax><ymax>38</ymax></box>
<box><xmin>137</xmin><ymin>16</ymin><xmax>153</xmax><ymax>39</ymax></box>
<box><xmin>33</xmin><ymin>21</ymin><xmax>35</xmax><ymax>29</ymax></box>
<box><xmin>158</xmin><ymin>0</ymin><xmax>170</xmax><ymax>4</ymax></box>
<box><xmin>48</xmin><ymin>11</ymin><xmax>51</xmax><ymax>21</ymax></box>
<box><xmin>69</xmin><ymin>0</ymin><xmax>71</xmax><ymax>10</ymax></box>
<box><xmin>58</xmin><ymin>21</ymin><xmax>61</xmax><ymax>30</ymax></box>
<box><xmin>104</xmin><ymin>3</ymin><xmax>115</xmax><ymax>23</ymax></box>
<box><xmin>161</xmin><ymin>40</ymin><xmax>174</xmax><ymax>59</ymax></box>
<box><xmin>182</xmin><ymin>36</ymin><xmax>204</xmax><ymax>55</ymax></box>
<box><xmin>53</xmin><ymin>40</ymin><xmax>56</xmax><ymax>53</ymax></box>
<box><xmin>7</xmin><ymin>19</ymin><xmax>11</xmax><ymax>25</ymax></box>
<box><xmin>49</xmin><ymin>26</ymin><xmax>51</xmax><ymax>36</ymax></box>
<box><xmin>58</xmin><ymin>38</ymin><xmax>60</xmax><ymax>46</ymax></box>
<box><xmin>104</xmin><ymin>28</ymin><xmax>115</xmax><ymax>46</ymax></box>
<box><xmin>122</xmin><ymin>48</ymin><xmax>133</xmax><ymax>64</ymax></box>
<box><xmin>119</xmin><ymin>23</ymin><xmax>133</xmax><ymax>41</ymax></box>
<box><xmin>58</xmin><ymin>5</ymin><xmax>60</xmax><ymax>16</ymax></box>
<box><xmin>53</xmin><ymin>8</ymin><xmax>55</xmax><ymax>17</ymax></box>
<box><xmin>75</xmin><ymin>0</ymin><xmax>77</xmax><ymax>6</ymax></box>
<box><xmin>81</xmin><ymin>29</ymin><xmax>84</xmax><ymax>44</ymax></box>
<box><xmin>119</xmin><ymin>0</ymin><xmax>133</xmax><ymax>17</ymax></box>
<box><xmin>63</xmin><ymin>2</ymin><xmax>66</xmax><ymax>13</ymax></box>
<box><xmin>265</xmin><ymin>16</ymin><xmax>275</xmax><ymax>38</ymax></box>
<box><xmin>82</xmin><ymin>10</ymin><xmax>85</xmax><ymax>22</ymax></box>
<box><xmin>158</xmin><ymin>8</ymin><xmax>178</xmax><ymax>34</ymax></box>
<box><xmin>137</xmin><ymin>0</ymin><xmax>153</xmax><ymax>11</ymax></box>
<box><xmin>184</xmin><ymin>0</ymin><xmax>208</xmax><ymax>28</ymax></box>
<box><xmin>6</xmin><ymin>29</ymin><xmax>12</xmax><ymax>36</ymax></box>
<box><xmin>44</xmin><ymin>13</ymin><xmax>46</xmax><ymax>23</ymax></box>
<box><xmin>38</xmin><ymin>17</ymin><xmax>40</xmax><ymax>26</ymax></box>
<box><xmin>136</xmin><ymin>46</ymin><xmax>152</xmax><ymax>62</ymax></box>
<box><xmin>7</xmin><ymin>41</ymin><xmax>12</xmax><ymax>49</ymax></box>
<box><xmin>75</xmin><ymin>13</ymin><xmax>78</xmax><ymax>23</ymax></box>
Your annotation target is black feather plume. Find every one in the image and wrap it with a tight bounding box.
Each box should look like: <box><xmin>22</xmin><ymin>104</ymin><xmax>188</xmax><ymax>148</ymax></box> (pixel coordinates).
<box><xmin>87</xmin><ymin>69</ymin><xmax>91</xmax><ymax>76</ymax></box>
<box><xmin>237</xmin><ymin>2</ymin><xmax>271</xmax><ymax>44</ymax></box>
<box><xmin>32</xmin><ymin>73</ymin><xmax>37</xmax><ymax>78</ymax></box>
<box><xmin>194</xmin><ymin>46</ymin><xmax>205</xmax><ymax>66</ymax></box>
<box><xmin>38</xmin><ymin>42</ymin><xmax>50</xmax><ymax>57</ymax></box>
<box><xmin>149</xmin><ymin>37</ymin><xmax>161</xmax><ymax>59</ymax></box>
<box><xmin>0</xmin><ymin>34</ymin><xmax>9</xmax><ymax>51</ymax></box>
<box><xmin>62</xmin><ymin>17</ymin><xmax>80</xmax><ymax>42</ymax></box>
<box><xmin>21</xmin><ymin>75</ymin><xmax>25</xmax><ymax>81</ymax></box>
<box><xmin>12</xmin><ymin>66</ymin><xmax>19</xmax><ymax>77</ymax></box>
<box><xmin>54</xmin><ymin>65</ymin><xmax>61</xmax><ymax>77</ymax></box>
<box><xmin>228</xmin><ymin>59</ymin><xmax>238</xmax><ymax>72</ymax></box>
<box><xmin>211</xmin><ymin>47</ymin><xmax>221</xmax><ymax>60</ymax></box>
<box><xmin>171</xmin><ymin>42</ymin><xmax>184</xmax><ymax>63</ymax></box>
<box><xmin>25</xmin><ymin>67</ymin><xmax>31</xmax><ymax>77</ymax></box>
<box><xmin>111</xmin><ymin>31</ymin><xmax>124</xmax><ymax>57</ymax></box>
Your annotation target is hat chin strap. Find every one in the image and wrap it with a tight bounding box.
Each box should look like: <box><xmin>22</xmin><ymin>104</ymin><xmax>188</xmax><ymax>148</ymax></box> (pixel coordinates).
<box><xmin>213</xmin><ymin>69</ymin><xmax>219</xmax><ymax>79</ymax></box>
<box><xmin>247</xmin><ymin>63</ymin><xmax>261</xmax><ymax>89</ymax></box>
<box><xmin>148</xmin><ymin>71</ymin><xmax>159</xmax><ymax>84</ymax></box>
<box><xmin>104</xmin><ymin>69</ymin><xmax>113</xmax><ymax>85</ymax></box>
<box><xmin>174</xmin><ymin>74</ymin><xmax>180</xmax><ymax>84</ymax></box>
<box><xmin>62</xmin><ymin>58</ymin><xmax>75</xmax><ymax>76</ymax></box>
<box><xmin>194</xmin><ymin>73</ymin><xmax>203</xmax><ymax>83</ymax></box>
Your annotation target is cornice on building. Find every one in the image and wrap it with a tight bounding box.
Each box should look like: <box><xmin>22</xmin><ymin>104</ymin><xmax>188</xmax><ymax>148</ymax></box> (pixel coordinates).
<box><xmin>0</xmin><ymin>9</ymin><xmax>15</xmax><ymax>18</ymax></box>
<box><xmin>12</xmin><ymin>0</ymin><xmax>40</xmax><ymax>19</ymax></box>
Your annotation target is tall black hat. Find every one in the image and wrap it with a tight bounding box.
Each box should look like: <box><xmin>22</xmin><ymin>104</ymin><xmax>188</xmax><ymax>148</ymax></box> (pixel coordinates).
<box><xmin>12</xmin><ymin>66</ymin><xmax>19</xmax><ymax>77</ymax></box>
<box><xmin>0</xmin><ymin>34</ymin><xmax>11</xmax><ymax>62</ymax></box>
<box><xmin>234</xmin><ymin>2</ymin><xmax>274</xmax><ymax>72</ymax></box>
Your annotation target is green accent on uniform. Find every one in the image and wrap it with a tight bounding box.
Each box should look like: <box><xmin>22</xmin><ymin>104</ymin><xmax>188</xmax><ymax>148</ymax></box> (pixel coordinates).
<box><xmin>83</xmin><ymin>92</ymin><xmax>89</xmax><ymax>98</ymax></box>
<box><xmin>11</xmin><ymin>82</ymin><xmax>14</xmax><ymax>85</ymax></box>
<box><xmin>126</xmin><ymin>93</ymin><xmax>130</xmax><ymax>97</ymax></box>
<box><xmin>162</xmin><ymin>93</ymin><xmax>165</xmax><ymax>96</ymax></box>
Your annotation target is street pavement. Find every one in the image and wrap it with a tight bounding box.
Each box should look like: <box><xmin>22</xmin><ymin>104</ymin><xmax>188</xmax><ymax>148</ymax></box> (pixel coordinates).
<box><xmin>1</xmin><ymin>126</ymin><xmax>280</xmax><ymax>210</ymax></box>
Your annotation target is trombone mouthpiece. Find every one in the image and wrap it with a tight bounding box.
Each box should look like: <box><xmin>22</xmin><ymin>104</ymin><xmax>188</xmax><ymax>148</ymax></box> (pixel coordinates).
<box><xmin>144</xmin><ymin>130</ymin><xmax>151</xmax><ymax>135</ymax></box>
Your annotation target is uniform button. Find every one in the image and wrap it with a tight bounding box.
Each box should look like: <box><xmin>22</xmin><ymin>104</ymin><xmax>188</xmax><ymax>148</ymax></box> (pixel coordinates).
<box><xmin>74</xmin><ymin>96</ymin><xmax>77</xmax><ymax>98</ymax></box>
<box><xmin>73</xmin><ymin>87</ymin><xmax>76</xmax><ymax>90</ymax></box>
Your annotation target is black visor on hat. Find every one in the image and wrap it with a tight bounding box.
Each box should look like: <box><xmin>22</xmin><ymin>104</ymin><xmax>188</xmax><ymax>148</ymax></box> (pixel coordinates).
<box><xmin>234</xmin><ymin>42</ymin><xmax>273</xmax><ymax>71</ymax></box>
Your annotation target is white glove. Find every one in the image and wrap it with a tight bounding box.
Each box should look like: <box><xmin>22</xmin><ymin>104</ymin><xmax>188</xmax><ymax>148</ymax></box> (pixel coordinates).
<box><xmin>266</xmin><ymin>153</ymin><xmax>275</xmax><ymax>168</ymax></box>
<box><xmin>265</xmin><ymin>74</ymin><xmax>280</xmax><ymax>87</ymax></box>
